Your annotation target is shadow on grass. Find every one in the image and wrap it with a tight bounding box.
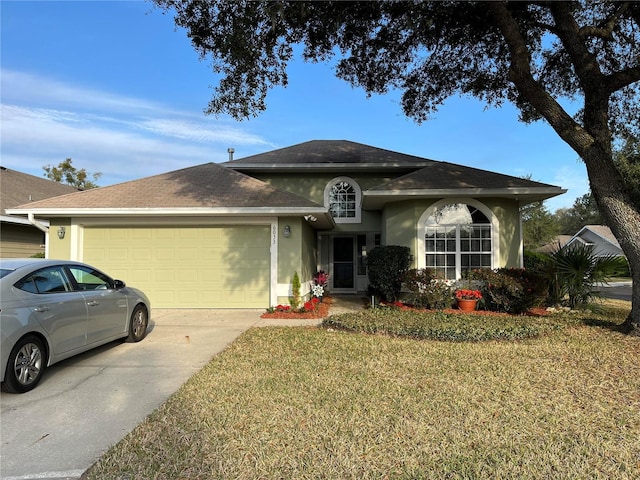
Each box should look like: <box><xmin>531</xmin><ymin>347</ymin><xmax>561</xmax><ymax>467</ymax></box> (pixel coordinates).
<box><xmin>580</xmin><ymin>316</ymin><xmax>631</xmax><ymax>333</ymax></box>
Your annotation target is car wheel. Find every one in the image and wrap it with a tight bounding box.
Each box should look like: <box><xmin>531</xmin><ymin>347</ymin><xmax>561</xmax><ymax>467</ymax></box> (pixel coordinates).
<box><xmin>126</xmin><ymin>305</ymin><xmax>148</xmax><ymax>343</ymax></box>
<box><xmin>2</xmin><ymin>335</ymin><xmax>46</xmax><ymax>394</ymax></box>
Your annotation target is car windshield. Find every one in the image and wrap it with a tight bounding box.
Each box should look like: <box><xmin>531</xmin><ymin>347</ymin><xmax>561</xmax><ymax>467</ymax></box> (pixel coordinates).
<box><xmin>0</xmin><ymin>268</ymin><xmax>15</xmax><ymax>279</ymax></box>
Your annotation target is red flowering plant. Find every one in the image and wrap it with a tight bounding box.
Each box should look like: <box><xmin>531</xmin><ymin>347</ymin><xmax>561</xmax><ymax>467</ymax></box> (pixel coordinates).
<box><xmin>313</xmin><ymin>270</ymin><xmax>329</xmax><ymax>287</ymax></box>
<box><xmin>312</xmin><ymin>270</ymin><xmax>330</xmax><ymax>299</ymax></box>
<box><xmin>303</xmin><ymin>296</ymin><xmax>321</xmax><ymax>312</ymax></box>
<box><xmin>455</xmin><ymin>289</ymin><xmax>483</xmax><ymax>301</ymax></box>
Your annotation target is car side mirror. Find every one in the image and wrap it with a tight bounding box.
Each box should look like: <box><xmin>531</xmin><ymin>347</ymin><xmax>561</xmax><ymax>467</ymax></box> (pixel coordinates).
<box><xmin>114</xmin><ymin>279</ymin><xmax>126</xmax><ymax>289</ymax></box>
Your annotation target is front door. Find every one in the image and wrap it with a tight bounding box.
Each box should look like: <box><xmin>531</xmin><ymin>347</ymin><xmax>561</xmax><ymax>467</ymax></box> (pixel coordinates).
<box><xmin>332</xmin><ymin>236</ymin><xmax>355</xmax><ymax>291</ymax></box>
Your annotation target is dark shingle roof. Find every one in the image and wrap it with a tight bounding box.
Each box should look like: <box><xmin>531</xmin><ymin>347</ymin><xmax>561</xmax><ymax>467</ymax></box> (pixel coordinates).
<box><xmin>369</xmin><ymin>162</ymin><xmax>560</xmax><ymax>191</ymax></box>
<box><xmin>1</xmin><ymin>167</ymin><xmax>79</xmax><ymax>215</ymax></box>
<box><xmin>10</xmin><ymin>162</ymin><xmax>323</xmax><ymax>210</ymax></box>
<box><xmin>361</xmin><ymin>161</ymin><xmax>566</xmax><ymax>207</ymax></box>
<box><xmin>224</xmin><ymin>140</ymin><xmax>434</xmax><ymax>168</ymax></box>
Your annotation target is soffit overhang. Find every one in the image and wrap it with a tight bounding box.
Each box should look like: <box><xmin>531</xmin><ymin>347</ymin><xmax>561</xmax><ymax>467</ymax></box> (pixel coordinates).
<box><xmin>5</xmin><ymin>207</ymin><xmax>336</xmax><ymax>230</ymax></box>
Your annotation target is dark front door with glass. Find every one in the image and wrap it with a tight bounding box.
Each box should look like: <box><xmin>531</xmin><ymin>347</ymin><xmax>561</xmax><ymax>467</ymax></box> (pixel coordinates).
<box><xmin>332</xmin><ymin>237</ymin><xmax>354</xmax><ymax>290</ymax></box>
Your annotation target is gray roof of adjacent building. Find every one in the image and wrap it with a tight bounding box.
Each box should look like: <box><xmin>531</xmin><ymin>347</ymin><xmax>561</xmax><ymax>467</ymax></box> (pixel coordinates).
<box><xmin>1</xmin><ymin>166</ymin><xmax>79</xmax><ymax>215</ymax></box>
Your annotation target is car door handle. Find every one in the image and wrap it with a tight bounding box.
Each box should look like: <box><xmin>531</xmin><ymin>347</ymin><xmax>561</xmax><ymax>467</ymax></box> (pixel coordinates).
<box><xmin>87</xmin><ymin>301</ymin><xmax>99</xmax><ymax>307</ymax></box>
<box><xmin>34</xmin><ymin>306</ymin><xmax>50</xmax><ymax>312</ymax></box>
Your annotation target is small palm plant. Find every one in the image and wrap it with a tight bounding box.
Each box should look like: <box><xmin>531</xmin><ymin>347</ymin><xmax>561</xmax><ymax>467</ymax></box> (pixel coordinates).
<box><xmin>548</xmin><ymin>243</ymin><xmax>627</xmax><ymax>309</ymax></box>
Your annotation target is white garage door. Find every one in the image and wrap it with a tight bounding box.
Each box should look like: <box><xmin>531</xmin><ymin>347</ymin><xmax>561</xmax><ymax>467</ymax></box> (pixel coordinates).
<box><xmin>83</xmin><ymin>226</ymin><xmax>270</xmax><ymax>308</ymax></box>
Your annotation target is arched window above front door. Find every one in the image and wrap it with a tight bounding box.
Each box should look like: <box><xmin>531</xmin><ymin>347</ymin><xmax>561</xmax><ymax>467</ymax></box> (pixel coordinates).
<box><xmin>324</xmin><ymin>177</ymin><xmax>362</xmax><ymax>223</ymax></box>
<box><xmin>423</xmin><ymin>203</ymin><xmax>494</xmax><ymax>280</ymax></box>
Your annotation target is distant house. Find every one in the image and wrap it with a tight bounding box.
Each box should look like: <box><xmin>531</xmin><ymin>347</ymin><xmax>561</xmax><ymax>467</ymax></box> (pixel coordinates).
<box><xmin>0</xmin><ymin>167</ymin><xmax>79</xmax><ymax>257</ymax></box>
<box><xmin>7</xmin><ymin>140</ymin><xmax>566</xmax><ymax>308</ymax></box>
<box><xmin>566</xmin><ymin>225</ymin><xmax>625</xmax><ymax>258</ymax></box>
<box><xmin>536</xmin><ymin>235</ymin><xmax>573</xmax><ymax>254</ymax></box>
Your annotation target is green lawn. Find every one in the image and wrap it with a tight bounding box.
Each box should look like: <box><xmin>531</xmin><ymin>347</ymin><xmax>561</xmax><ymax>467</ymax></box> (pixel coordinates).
<box><xmin>84</xmin><ymin>300</ymin><xmax>639</xmax><ymax>479</ymax></box>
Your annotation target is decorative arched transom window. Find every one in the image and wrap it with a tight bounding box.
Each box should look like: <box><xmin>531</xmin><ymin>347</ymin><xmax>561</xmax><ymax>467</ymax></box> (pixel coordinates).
<box><xmin>324</xmin><ymin>177</ymin><xmax>362</xmax><ymax>223</ymax></box>
<box><xmin>423</xmin><ymin>203</ymin><xmax>493</xmax><ymax>280</ymax></box>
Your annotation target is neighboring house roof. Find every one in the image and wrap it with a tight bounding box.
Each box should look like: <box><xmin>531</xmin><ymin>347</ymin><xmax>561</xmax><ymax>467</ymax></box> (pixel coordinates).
<box><xmin>567</xmin><ymin>225</ymin><xmax>623</xmax><ymax>251</ymax></box>
<box><xmin>574</xmin><ymin>225</ymin><xmax>620</xmax><ymax>247</ymax></box>
<box><xmin>1</xmin><ymin>166</ymin><xmax>79</xmax><ymax>226</ymax></box>
<box><xmin>536</xmin><ymin>235</ymin><xmax>573</xmax><ymax>254</ymax></box>
<box><xmin>537</xmin><ymin>227</ymin><xmax>624</xmax><ymax>257</ymax></box>
<box><xmin>7</xmin><ymin>162</ymin><xmax>334</xmax><ymax>228</ymax></box>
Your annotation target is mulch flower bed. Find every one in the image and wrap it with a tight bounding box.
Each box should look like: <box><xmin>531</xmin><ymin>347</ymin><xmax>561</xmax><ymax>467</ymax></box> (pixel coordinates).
<box><xmin>261</xmin><ymin>297</ymin><xmax>548</xmax><ymax>319</ymax></box>
<box><xmin>261</xmin><ymin>297</ymin><xmax>333</xmax><ymax>319</ymax></box>
<box><xmin>383</xmin><ymin>301</ymin><xmax>550</xmax><ymax>317</ymax></box>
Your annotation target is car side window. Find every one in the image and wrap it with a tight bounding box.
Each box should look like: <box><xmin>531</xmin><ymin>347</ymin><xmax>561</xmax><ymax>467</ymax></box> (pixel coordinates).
<box><xmin>15</xmin><ymin>266</ymin><xmax>73</xmax><ymax>294</ymax></box>
<box><xmin>68</xmin><ymin>266</ymin><xmax>113</xmax><ymax>291</ymax></box>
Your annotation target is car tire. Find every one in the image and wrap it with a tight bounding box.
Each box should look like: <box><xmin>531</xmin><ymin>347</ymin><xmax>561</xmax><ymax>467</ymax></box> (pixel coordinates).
<box><xmin>126</xmin><ymin>305</ymin><xmax>148</xmax><ymax>343</ymax></box>
<box><xmin>2</xmin><ymin>335</ymin><xmax>46</xmax><ymax>394</ymax></box>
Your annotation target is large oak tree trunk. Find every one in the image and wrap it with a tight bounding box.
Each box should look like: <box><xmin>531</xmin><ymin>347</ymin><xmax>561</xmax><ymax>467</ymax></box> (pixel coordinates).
<box><xmin>585</xmin><ymin>149</ymin><xmax>640</xmax><ymax>335</ymax></box>
<box><xmin>491</xmin><ymin>2</ymin><xmax>639</xmax><ymax>335</ymax></box>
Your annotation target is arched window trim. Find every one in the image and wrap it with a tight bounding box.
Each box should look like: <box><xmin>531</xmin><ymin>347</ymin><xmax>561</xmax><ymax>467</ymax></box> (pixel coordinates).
<box><xmin>416</xmin><ymin>198</ymin><xmax>500</xmax><ymax>277</ymax></box>
<box><xmin>324</xmin><ymin>176</ymin><xmax>362</xmax><ymax>224</ymax></box>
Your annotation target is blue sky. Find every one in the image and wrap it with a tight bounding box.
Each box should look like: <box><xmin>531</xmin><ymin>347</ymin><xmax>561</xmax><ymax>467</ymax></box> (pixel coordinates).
<box><xmin>1</xmin><ymin>0</ymin><xmax>588</xmax><ymax>211</ymax></box>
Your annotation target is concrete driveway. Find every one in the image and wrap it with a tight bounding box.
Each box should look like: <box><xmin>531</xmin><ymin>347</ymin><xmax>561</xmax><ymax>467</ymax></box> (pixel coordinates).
<box><xmin>599</xmin><ymin>281</ymin><xmax>632</xmax><ymax>301</ymax></box>
<box><xmin>0</xmin><ymin>309</ymin><xmax>321</xmax><ymax>480</ymax></box>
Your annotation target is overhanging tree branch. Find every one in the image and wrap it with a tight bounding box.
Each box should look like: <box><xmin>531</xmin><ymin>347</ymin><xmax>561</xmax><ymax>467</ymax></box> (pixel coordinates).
<box><xmin>489</xmin><ymin>2</ymin><xmax>594</xmax><ymax>152</ymax></box>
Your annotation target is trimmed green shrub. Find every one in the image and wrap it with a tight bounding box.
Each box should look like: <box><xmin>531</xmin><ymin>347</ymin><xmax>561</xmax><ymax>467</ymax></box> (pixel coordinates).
<box><xmin>524</xmin><ymin>249</ymin><xmax>548</xmax><ymax>270</ymax></box>
<box><xmin>367</xmin><ymin>246</ymin><xmax>412</xmax><ymax>302</ymax></box>
<box><xmin>290</xmin><ymin>271</ymin><xmax>301</xmax><ymax>310</ymax></box>
<box><xmin>403</xmin><ymin>268</ymin><xmax>454</xmax><ymax>309</ymax></box>
<box><xmin>469</xmin><ymin>268</ymin><xmax>547</xmax><ymax>314</ymax></box>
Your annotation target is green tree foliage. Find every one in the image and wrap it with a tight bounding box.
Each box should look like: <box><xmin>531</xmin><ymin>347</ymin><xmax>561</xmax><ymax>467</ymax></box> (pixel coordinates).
<box><xmin>520</xmin><ymin>174</ymin><xmax>561</xmax><ymax>249</ymax></box>
<box><xmin>614</xmin><ymin>135</ymin><xmax>640</xmax><ymax>208</ymax></box>
<box><xmin>367</xmin><ymin>246</ymin><xmax>412</xmax><ymax>302</ymax></box>
<box><xmin>556</xmin><ymin>193</ymin><xmax>605</xmax><ymax>235</ymax></box>
<box><xmin>522</xmin><ymin>200</ymin><xmax>561</xmax><ymax>249</ymax></box>
<box><xmin>154</xmin><ymin>0</ymin><xmax>640</xmax><ymax>333</ymax></box>
<box><xmin>43</xmin><ymin>158</ymin><xmax>101</xmax><ymax>190</ymax></box>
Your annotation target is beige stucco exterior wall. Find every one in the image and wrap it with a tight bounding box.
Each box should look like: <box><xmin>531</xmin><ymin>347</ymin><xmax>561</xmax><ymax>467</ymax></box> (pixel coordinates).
<box><xmin>482</xmin><ymin>198</ymin><xmax>522</xmax><ymax>268</ymax></box>
<box><xmin>47</xmin><ymin>219</ymin><xmax>72</xmax><ymax>259</ymax></box>
<box><xmin>276</xmin><ymin>217</ymin><xmax>319</xmax><ymax>305</ymax></box>
<box><xmin>257</xmin><ymin>172</ymin><xmax>386</xmax><ymax>233</ymax></box>
<box><xmin>256</xmin><ymin>172</ymin><xmax>395</xmax><ymax>204</ymax></box>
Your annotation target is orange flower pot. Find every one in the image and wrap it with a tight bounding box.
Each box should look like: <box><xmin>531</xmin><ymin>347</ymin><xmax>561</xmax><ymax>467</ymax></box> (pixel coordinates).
<box><xmin>457</xmin><ymin>299</ymin><xmax>478</xmax><ymax>312</ymax></box>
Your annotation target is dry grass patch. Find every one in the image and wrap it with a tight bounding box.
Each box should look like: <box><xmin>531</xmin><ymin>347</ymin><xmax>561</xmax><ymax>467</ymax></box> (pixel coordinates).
<box><xmin>85</xmin><ymin>303</ymin><xmax>640</xmax><ymax>479</ymax></box>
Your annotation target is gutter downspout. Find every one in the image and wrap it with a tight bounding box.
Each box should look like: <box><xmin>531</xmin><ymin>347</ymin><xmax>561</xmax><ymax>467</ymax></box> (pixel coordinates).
<box><xmin>28</xmin><ymin>213</ymin><xmax>49</xmax><ymax>233</ymax></box>
<box><xmin>28</xmin><ymin>213</ymin><xmax>51</xmax><ymax>258</ymax></box>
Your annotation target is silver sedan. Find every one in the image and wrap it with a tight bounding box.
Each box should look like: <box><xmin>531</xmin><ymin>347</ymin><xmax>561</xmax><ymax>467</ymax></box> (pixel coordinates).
<box><xmin>1</xmin><ymin>258</ymin><xmax>150</xmax><ymax>393</ymax></box>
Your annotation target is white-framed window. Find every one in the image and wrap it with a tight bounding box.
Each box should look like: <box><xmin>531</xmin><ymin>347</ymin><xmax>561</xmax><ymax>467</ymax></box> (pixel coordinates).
<box><xmin>324</xmin><ymin>177</ymin><xmax>362</xmax><ymax>224</ymax></box>
<box><xmin>418</xmin><ymin>201</ymin><xmax>498</xmax><ymax>280</ymax></box>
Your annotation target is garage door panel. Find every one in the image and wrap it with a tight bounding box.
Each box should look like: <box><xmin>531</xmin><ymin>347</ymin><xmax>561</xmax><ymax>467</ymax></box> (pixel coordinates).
<box><xmin>84</xmin><ymin>226</ymin><xmax>270</xmax><ymax>308</ymax></box>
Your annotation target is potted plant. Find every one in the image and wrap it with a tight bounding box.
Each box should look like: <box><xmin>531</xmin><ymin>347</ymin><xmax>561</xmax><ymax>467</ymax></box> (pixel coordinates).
<box><xmin>312</xmin><ymin>270</ymin><xmax>329</xmax><ymax>301</ymax></box>
<box><xmin>455</xmin><ymin>288</ymin><xmax>482</xmax><ymax>311</ymax></box>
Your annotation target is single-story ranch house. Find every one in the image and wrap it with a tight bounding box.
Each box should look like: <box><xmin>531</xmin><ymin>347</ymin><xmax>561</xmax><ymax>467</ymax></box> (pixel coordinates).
<box><xmin>7</xmin><ymin>140</ymin><xmax>566</xmax><ymax>308</ymax></box>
